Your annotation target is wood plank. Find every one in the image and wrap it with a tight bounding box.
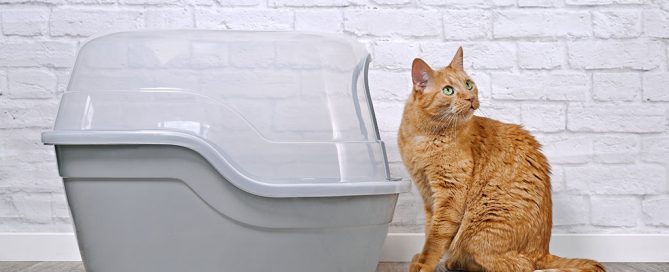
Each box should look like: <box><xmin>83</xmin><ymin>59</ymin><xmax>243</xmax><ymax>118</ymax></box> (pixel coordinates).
<box><xmin>16</xmin><ymin>262</ymin><xmax>83</xmax><ymax>272</ymax></box>
<box><xmin>375</xmin><ymin>262</ymin><xmax>669</xmax><ymax>272</ymax></box>
<box><xmin>0</xmin><ymin>262</ymin><xmax>38</xmax><ymax>272</ymax></box>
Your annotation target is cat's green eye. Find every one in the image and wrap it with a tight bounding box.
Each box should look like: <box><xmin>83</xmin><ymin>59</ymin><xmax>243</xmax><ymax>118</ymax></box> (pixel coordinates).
<box><xmin>442</xmin><ymin>85</ymin><xmax>455</xmax><ymax>96</ymax></box>
<box><xmin>465</xmin><ymin>80</ymin><xmax>474</xmax><ymax>90</ymax></box>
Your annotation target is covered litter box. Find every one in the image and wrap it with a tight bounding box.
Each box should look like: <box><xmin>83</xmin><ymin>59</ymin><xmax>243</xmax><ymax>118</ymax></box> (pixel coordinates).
<box><xmin>42</xmin><ymin>30</ymin><xmax>410</xmax><ymax>272</ymax></box>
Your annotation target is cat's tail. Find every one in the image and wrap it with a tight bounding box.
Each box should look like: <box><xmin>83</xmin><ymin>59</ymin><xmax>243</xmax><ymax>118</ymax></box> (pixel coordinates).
<box><xmin>534</xmin><ymin>254</ymin><xmax>606</xmax><ymax>272</ymax></box>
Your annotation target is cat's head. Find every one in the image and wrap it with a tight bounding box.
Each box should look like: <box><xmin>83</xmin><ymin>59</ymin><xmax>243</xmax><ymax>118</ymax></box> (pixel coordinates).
<box><xmin>410</xmin><ymin>47</ymin><xmax>479</xmax><ymax>123</ymax></box>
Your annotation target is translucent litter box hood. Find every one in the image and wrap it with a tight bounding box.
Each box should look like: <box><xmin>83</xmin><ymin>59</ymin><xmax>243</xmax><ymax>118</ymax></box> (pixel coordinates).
<box><xmin>43</xmin><ymin>30</ymin><xmax>410</xmax><ymax>197</ymax></box>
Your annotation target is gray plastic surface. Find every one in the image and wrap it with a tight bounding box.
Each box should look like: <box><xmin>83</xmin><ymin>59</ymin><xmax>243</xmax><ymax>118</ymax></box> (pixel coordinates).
<box><xmin>43</xmin><ymin>130</ymin><xmax>409</xmax><ymax>198</ymax></box>
<box><xmin>44</xmin><ymin>30</ymin><xmax>411</xmax><ymax>197</ymax></box>
<box><xmin>44</xmin><ymin>31</ymin><xmax>408</xmax><ymax>272</ymax></box>
<box><xmin>58</xmin><ymin>145</ymin><xmax>397</xmax><ymax>272</ymax></box>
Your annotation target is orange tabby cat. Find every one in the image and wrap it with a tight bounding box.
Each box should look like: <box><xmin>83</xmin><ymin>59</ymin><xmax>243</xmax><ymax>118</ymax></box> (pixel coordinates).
<box><xmin>398</xmin><ymin>47</ymin><xmax>605</xmax><ymax>272</ymax></box>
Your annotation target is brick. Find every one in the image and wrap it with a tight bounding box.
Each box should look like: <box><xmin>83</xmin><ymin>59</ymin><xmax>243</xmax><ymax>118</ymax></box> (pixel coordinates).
<box><xmin>50</xmin><ymin>8</ymin><xmax>144</xmax><ymax>37</ymax></box>
<box><xmin>7</xmin><ymin>69</ymin><xmax>57</xmax><ymax>99</ymax></box>
<box><xmin>593</xmin><ymin>10</ymin><xmax>641</xmax><ymax>38</ymax></box>
<box><xmin>493</xmin><ymin>11</ymin><xmax>591</xmax><ymax>38</ymax></box>
<box><xmin>535</xmin><ymin>134</ymin><xmax>592</xmax><ymax>164</ymax></box>
<box><xmin>641</xmin><ymin>136</ymin><xmax>669</xmax><ymax>163</ymax></box>
<box><xmin>550</xmin><ymin>165</ymin><xmax>566</xmax><ymax>192</ymax></box>
<box><xmin>184</xmin><ymin>0</ymin><xmax>216</xmax><ymax>5</ymax></box>
<box><xmin>492</xmin><ymin>0</ymin><xmax>515</xmax><ymax>5</ymax></box>
<box><xmin>568</xmin><ymin>40</ymin><xmax>663</xmax><ymax>70</ymax></box>
<box><xmin>120</xmin><ymin>0</ymin><xmax>178</xmax><ymax>4</ymax></box>
<box><xmin>593</xmin><ymin>136</ymin><xmax>638</xmax><ymax>164</ymax></box>
<box><xmin>0</xmin><ymin>99</ymin><xmax>59</xmax><ymax>129</ymax></box>
<box><xmin>367</xmin><ymin>70</ymin><xmax>412</xmax><ymax>102</ymax></box>
<box><xmin>0</xmin><ymin>0</ymin><xmax>63</xmax><ymax>3</ymax></box>
<box><xmin>51</xmin><ymin>193</ymin><xmax>71</xmax><ymax>218</ymax></box>
<box><xmin>10</xmin><ymin>192</ymin><xmax>52</xmax><ymax>224</ymax></box>
<box><xmin>218</xmin><ymin>0</ymin><xmax>259</xmax><ymax>5</ymax></box>
<box><xmin>269</xmin><ymin>0</ymin><xmax>347</xmax><ymax>6</ymax></box>
<box><xmin>372</xmin><ymin>0</ymin><xmax>411</xmax><ymax>5</ymax></box>
<box><xmin>372</xmin><ymin>42</ymin><xmax>420</xmax><ymax>70</ymax></box>
<box><xmin>380</xmin><ymin>131</ymin><xmax>401</xmax><ymax>163</ymax></box>
<box><xmin>0</xmin><ymin>193</ymin><xmax>18</xmax><ymax>218</ymax></box>
<box><xmin>66</xmin><ymin>0</ymin><xmax>116</xmax><ymax>4</ymax></box>
<box><xmin>592</xmin><ymin>72</ymin><xmax>640</xmax><ymax>101</ymax></box>
<box><xmin>520</xmin><ymin>104</ymin><xmax>565</xmax><ymax>132</ymax></box>
<box><xmin>0</xmin><ymin>71</ymin><xmax>6</xmax><ymax>96</ymax></box>
<box><xmin>295</xmin><ymin>10</ymin><xmax>343</xmax><ymax>33</ymax></box>
<box><xmin>591</xmin><ymin>196</ymin><xmax>640</xmax><ymax>227</ymax></box>
<box><xmin>0</xmin><ymin>218</ymin><xmax>72</xmax><ymax>232</ymax></box>
<box><xmin>389</xmin><ymin>189</ymin><xmax>423</xmax><ymax>232</ymax></box>
<box><xmin>1</xmin><ymin>8</ymin><xmax>49</xmax><ymax>36</ymax></box>
<box><xmin>476</xmin><ymin>102</ymin><xmax>520</xmax><ymax>124</ymax></box>
<box><xmin>145</xmin><ymin>8</ymin><xmax>193</xmax><ymax>29</ymax></box>
<box><xmin>566</xmin><ymin>0</ymin><xmax>611</xmax><ymax>4</ymax></box>
<box><xmin>566</xmin><ymin>0</ymin><xmax>641</xmax><ymax>5</ymax></box>
<box><xmin>465</xmin><ymin>42</ymin><xmax>516</xmax><ymax>69</ymax></box>
<box><xmin>643</xmin><ymin>73</ymin><xmax>669</xmax><ymax>102</ymax></box>
<box><xmin>553</xmin><ymin>194</ymin><xmax>589</xmax><ymax>226</ymax></box>
<box><xmin>565</xmin><ymin>164</ymin><xmax>667</xmax><ymax>194</ymax></box>
<box><xmin>518</xmin><ymin>0</ymin><xmax>560</xmax><ymax>7</ymax></box>
<box><xmin>567</xmin><ymin>105</ymin><xmax>665</xmax><ymax>133</ymax></box>
<box><xmin>0</xmin><ymin>41</ymin><xmax>76</xmax><ymax>68</ymax></box>
<box><xmin>344</xmin><ymin>9</ymin><xmax>441</xmax><ymax>37</ymax></box>
<box><xmin>442</xmin><ymin>10</ymin><xmax>491</xmax><ymax>40</ymax></box>
<box><xmin>468</xmin><ymin>71</ymin><xmax>491</xmax><ymax>99</ymax></box>
<box><xmin>421</xmin><ymin>42</ymin><xmax>515</xmax><ymax>70</ymax></box>
<box><xmin>0</xmin><ymin>129</ymin><xmax>55</xmax><ymax>164</ymax></box>
<box><xmin>518</xmin><ymin>42</ymin><xmax>563</xmax><ymax>70</ymax></box>
<box><xmin>643</xmin><ymin>196</ymin><xmax>669</xmax><ymax>226</ymax></box>
<box><xmin>644</xmin><ymin>10</ymin><xmax>669</xmax><ymax>38</ymax></box>
<box><xmin>50</xmin><ymin>218</ymin><xmax>75</xmax><ymax>232</ymax></box>
<box><xmin>374</xmin><ymin>101</ymin><xmax>404</xmax><ymax>132</ymax></box>
<box><xmin>491</xmin><ymin>72</ymin><xmax>587</xmax><ymax>101</ymax></box>
<box><xmin>195</xmin><ymin>9</ymin><xmax>293</xmax><ymax>30</ymax></box>
<box><xmin>53</xmin><ymin>70</ymin><xmax>70</xmax><ymax>95</ymax></box>
<box><xmin>421</xmin><ymin>0</ymin><xmax>514</xmax><ymax>7</ymax></box>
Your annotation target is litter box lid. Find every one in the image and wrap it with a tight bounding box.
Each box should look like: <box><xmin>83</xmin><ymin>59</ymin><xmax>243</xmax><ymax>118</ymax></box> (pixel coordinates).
<box><xmin>42</xmin><ymin>30</ymin><xmax>410</xmax><ymax>198</ymax></box>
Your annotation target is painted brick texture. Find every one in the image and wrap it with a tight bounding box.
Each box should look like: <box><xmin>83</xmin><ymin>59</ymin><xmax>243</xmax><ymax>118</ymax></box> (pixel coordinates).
<box><xmin>0</xmin><ymin>0</ymin><xmax>667</xmax><ymax>235</ymax></box>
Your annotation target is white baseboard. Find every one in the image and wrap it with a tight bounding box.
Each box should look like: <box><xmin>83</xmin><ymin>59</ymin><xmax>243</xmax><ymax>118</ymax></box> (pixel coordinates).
<box><xmin>1</xmin><ymin>233</ymin><xmax>668</xmax><ymax>262</ymax></box>
<box><xmin>0</xmin><ymin>233</ymin><xmax>80</xmax><ymax>261</ymax></box>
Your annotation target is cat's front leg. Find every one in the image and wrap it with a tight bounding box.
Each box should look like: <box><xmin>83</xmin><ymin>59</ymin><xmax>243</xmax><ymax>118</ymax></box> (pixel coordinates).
<box><xmin>412</xmin><ymin>204</ymin><xmax>433</xmax><ymax>265</ymax></box>
<box><xmin>415</xmin><ymin>177</ymin><xmax>467</xmax><ymax>272</ymax></box>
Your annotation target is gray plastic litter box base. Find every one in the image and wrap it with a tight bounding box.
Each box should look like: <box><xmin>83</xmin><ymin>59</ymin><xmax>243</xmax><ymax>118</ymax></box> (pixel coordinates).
<box><xmin>56</xmin><ymin>145</ymin><xmax>399</xmax><ymax>272</ymax></box>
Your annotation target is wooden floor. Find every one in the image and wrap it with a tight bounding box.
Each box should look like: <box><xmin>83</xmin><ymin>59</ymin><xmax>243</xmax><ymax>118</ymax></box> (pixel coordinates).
<box><xmin>376</xmin><ymin>262</ymin><xmax>669</xmax><ymax>272</ymax></box>
<box><xmin>0</xmin><ymin>262</ymin><xmax>667</xmax><ymax>271</ymax></box>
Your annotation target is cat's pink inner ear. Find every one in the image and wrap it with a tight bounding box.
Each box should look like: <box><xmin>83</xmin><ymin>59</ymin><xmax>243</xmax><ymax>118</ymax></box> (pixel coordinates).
<box><xmin>412</xmin><ymin>58</ymin><xmax>432</xmax><ymax>92</ymax></box>
<box><xmin>449</xmin><ymin>46</ymin><xmax>464</xmax><ymax>71</ymax></box>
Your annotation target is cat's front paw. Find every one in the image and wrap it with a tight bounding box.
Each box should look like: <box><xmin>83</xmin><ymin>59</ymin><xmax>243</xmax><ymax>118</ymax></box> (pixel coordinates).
<box><xmin>408</xmin><ymin>261</ymin><xmax>424</xmax><ymax>272</ymax></box>
<box><xmin>444</xmin><ymin>258</ymin><xmax>455</xmax><ymax>270</ymax></box>
<box><xmin>409</xmin><ymin>254</ymin><xmax>425</xmax><ymax>272</ymax></box>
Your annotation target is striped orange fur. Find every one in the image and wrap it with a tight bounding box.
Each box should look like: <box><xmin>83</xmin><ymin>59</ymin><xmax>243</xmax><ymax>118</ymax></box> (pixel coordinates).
<box><xmin>398</xmin><ymin>47</ymin><xmax>605</xmax><ymax>272</ymax></box>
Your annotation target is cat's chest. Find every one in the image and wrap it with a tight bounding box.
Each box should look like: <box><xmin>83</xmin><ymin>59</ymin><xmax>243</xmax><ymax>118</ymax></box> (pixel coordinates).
<box><xmin>405</xmin><ymin>135</ymin><xmax>470</xmax><ymax>164</ymax></box>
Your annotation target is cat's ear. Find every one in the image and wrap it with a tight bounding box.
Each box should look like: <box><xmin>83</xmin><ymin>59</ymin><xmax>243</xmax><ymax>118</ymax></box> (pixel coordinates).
<box><xmin>412</xmin><ymin>58</ymin><xmax>433</xmax><ymax>93</ymax></box>
<box><xmin>448</xmin><ymin>46</ymin><xmax>464</xmax><ymax>71</ymax></box>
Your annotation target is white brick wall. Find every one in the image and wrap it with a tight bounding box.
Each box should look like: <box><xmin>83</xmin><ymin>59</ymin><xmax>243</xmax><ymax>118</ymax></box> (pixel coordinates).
<box><xmin>0</xmin><ymin>0</ymin><xmax>667</xmax><ymax>235</ymax></box>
